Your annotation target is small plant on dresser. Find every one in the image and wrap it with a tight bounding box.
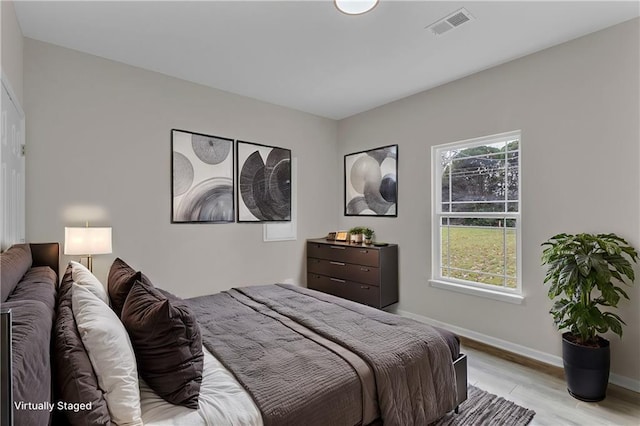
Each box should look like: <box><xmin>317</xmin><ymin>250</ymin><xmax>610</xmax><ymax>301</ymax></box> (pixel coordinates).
<box><xmin>363</xmin><ymin>228</ymin><xmax>375</xmax><ymax>244</ymax></box>
<box><xmin>348</xmin><ymin>227</ymin><xmax>364</xmax><ymax>243</ymax></box>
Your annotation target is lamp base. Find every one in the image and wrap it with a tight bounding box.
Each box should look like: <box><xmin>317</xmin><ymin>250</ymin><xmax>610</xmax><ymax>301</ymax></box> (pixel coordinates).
<box><xmin>78</xmin><ymin>255</ymin><xmax>93</xmax><ymax>272</ymax></box>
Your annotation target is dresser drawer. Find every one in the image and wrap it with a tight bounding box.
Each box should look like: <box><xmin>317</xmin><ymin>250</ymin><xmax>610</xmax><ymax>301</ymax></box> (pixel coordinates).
<box><xmin>307</xmin><ymin>243</ymin><xmax>379</xmax><ymax>267</ymax></box>
<box><xmin>307</xmin><ymin>258</ymin><xmax>380</xmax><ymax>286</ymax></box>
<box><xmin>307</xmin><ymin>274</ymin><xmax>380</xmax><ymax>307</ymax></box>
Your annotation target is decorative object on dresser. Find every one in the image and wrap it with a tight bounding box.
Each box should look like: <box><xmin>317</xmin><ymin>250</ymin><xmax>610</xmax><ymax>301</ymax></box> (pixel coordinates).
<box><xmin>363</xmin><ymin>227</ymin><xmax>375</xmax><ymax>244</ymax></box>
<box><xmin>345</xmin><ymin>144</ymin><xmax>397</xmax><ymax>216</ymax></box>
<box><xmin>237</xmin><ymin>140</ymin><xmax>292</xmax><ymax>222</ymax></box>
<box><xmin>171</xmin><ymin>129</ymin><xmax>235</xmax><ymax>223</ymax></box>
<box><xmin>348</xmin><ymin>226</ymin><xmax>364</xmax><ymax>243</ymax></box>
<box><xmin>325</xmin><ymin>232</ymin><xmax>337</xmax><ymax>241</ymax></box>
<box><xmin>347</xmin><ymin>226</ymin><xmax>375</xmax><ymax>244</ymax></box>
<box><xmin>307</xmin><ymin>238</ymin><xmax>398</xmax><ymax>308</ymax></box>
<box><xmin>335</xmin><ymin>230</ymin><xmax>348</xmax><ymax>241</ymax></box>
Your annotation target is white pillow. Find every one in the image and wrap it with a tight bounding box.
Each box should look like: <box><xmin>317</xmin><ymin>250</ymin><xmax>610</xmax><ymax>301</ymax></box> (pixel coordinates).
<box><xmin>70</xmin><ymin>260</ymin><xmax>109</xmax><ymax>304</ymax></box>
<box><xmin>71</xmin><ymin>283</ymin><xmax>143</xmax><ymax>426</ymax></box>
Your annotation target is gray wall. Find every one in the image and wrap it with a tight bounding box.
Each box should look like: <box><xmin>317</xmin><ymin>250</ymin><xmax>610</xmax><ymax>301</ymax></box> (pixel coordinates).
<box><xmin>24</xmin><ymin>39</ymin><xmax>339</xmax><ymax>296</ymax></box>
<box><xmin>1</xmin><ymin>0</ymin><xmax>24</xmax><ymax>103</ymax></box>
<box><xmin>337</xmin><ymin>18</ymin><xmax>640</xmax><ymax>385</ymax></box>
<box><xmin>23</xmin><ymin>18</ymin><xmax>639</xmax><ymax>388</ymax></box>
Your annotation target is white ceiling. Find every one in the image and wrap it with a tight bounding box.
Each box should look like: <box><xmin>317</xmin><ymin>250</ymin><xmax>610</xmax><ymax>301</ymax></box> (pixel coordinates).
<box><xmin>14</xmin><ymin>1</ymin><xmax>640</xmax><ymax>120</ymax></box>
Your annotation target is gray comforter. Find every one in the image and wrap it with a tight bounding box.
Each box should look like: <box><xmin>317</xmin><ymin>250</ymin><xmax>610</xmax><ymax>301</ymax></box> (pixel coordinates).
<box><xmin>186</xmin><ymin>284</ymin><xmax>457</xmax><ymax>426</ymax></box>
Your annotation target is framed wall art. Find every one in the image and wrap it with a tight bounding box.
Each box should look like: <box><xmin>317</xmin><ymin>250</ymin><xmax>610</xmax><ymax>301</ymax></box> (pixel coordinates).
<box><xmin>171</xmin><ymin>129</ymin><xmax>235</xmax><ymax>223</ymax></box>
<box><xmin>237</xmin><ymin>140</ymin><xmax>292</xmax><ymax>222</ymax></box>
<box><xmin>264</xmin><ymin>158</ymin><xmax>297</xmax><ymax>241</ymax></box>
<box><xmin>344</xmin><ymin>144</ymin><xmax>397</xmax><ymax>216</ymax></box>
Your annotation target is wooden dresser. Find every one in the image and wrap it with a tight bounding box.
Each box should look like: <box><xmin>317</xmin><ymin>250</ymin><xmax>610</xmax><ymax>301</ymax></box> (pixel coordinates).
<box><xmin>306</xmin><ymin>238</ymin><xmax>398</xmax><ymax>309</ymax></box>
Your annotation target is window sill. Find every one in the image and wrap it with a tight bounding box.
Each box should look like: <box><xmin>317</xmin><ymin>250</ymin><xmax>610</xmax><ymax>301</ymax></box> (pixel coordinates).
<box><xmin>429</xmin><ymin>279</ymin><xmax>525</xmax><ymax>305</ymax></box>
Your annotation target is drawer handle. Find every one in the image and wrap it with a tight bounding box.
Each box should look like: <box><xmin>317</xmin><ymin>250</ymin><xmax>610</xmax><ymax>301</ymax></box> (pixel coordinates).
<box><xmin>360</xmin><ymin>267</ymin><xmax>370</xmax><ymax>272</ymax></box>
<box><xmin>330</xmin><ymin>278</ymin><xmax>346</xmax><ymax>283</ymax></box>
<box><xmin>330</xmin><ymin>246</ymin><xmax>346</xmax><ymax>250</ymax></box>
<box><xmin>360</xmin><ymin>285</ymin><xmax>370</xmax><ymax>289</ymax></box>
<box><xmin>359</xmin><ymin>250</ymin><xmax>369</xmax><ymax>253</ymax></box>
<box><xmin>330</xmin><ymin>261</ymin><xmax>345</xmax><ymax>266</ymax></box>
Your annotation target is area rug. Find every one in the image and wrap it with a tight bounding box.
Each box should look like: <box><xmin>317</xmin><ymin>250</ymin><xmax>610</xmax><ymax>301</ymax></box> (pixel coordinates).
<box><xmin>433</xmin><ymin>385</ymin><xmax>536</xmax><ymax>426</ymax></box>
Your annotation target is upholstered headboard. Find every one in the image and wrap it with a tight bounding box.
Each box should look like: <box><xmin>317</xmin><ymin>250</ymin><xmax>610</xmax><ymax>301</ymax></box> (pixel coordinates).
<box><xmin>30</xmin><ymin>242</ymin><xmax>60</xmax><ymax>279</ymax></box>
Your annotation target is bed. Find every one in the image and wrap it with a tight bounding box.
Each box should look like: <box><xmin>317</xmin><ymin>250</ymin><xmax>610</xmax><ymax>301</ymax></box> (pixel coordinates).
<box><xmin>9</xmin><ymin>251</ymin><xmax>467</xmax><ymax>426</ymax></box>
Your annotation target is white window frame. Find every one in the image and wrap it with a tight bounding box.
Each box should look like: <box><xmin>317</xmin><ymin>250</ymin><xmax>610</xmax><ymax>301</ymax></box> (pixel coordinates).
<box><xmin>429</xmin><ymin>130</ymin><xmax>524</xmax><ymax>304</ymax></box>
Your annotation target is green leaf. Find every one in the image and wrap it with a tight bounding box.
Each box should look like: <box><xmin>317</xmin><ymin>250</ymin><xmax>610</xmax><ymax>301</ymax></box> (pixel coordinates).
<box><xmin>614</xmin><ymin>285</ymin><xmax>630</xmax><ymax>300</ymax></box>
<box><xmin>603</xmin><ymin>312</ymin><xmax>624</xmax><ymax>338</ymax></box>
<box><xmin>620</xmin><ymin>245</ymin><xmax>639</xmax><ymax>261</ymax></box>
<box><xmin>575</xmin><ymin>254</ymin><xmax>591</xmax><ymax>276</ymax></box>
<box><xmin>599</xmin><ymin>282</ymin><xmax>620</xmax><ymax>306</ymax></box>
<box><xmin>599</xmin><ymin>240</ymin><xmax>620</xmax><ymax>255</ymax></box>
<box><xmin>609</xmin><ymin>269</ymin><xmax>623</xmax><ymax>282</ymax></box>
<box><xmin>559</xmin><ymin>263</ymin><xmax>577</xmax><ymax>288</ymax></box>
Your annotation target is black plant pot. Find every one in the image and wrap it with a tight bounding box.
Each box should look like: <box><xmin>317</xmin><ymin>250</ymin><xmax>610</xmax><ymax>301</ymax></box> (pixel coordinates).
<box><xmin>562</xmin><ymin>332</ymin><xmax>610</xmax><ymax>402</ymax></box>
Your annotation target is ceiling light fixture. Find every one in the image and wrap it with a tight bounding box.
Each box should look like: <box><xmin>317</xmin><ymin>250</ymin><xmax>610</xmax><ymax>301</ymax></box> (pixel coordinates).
<box><xmin>335</xmin><ymin>0</ymin><xmax>379</xmax><ymax>15</ymax></box>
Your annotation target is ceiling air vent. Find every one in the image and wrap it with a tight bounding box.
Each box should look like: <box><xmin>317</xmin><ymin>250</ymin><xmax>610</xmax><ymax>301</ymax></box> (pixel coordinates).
<box><xmin>427</xmin><ymin>8</ymin><xmax>474</xmax><ymax>36</ymax></box>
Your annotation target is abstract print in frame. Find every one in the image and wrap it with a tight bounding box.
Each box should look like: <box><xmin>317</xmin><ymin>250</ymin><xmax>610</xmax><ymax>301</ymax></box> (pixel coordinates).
<box><xmin>237</xmin><ymin>140</ymin><xmax>291</xmax><ymax>222</ymax></box>
<box><xmin>171</xmin><ymin>129</ymin><xmax>234</xmax><ymax>223</ymax></box>
<box><xmin>345</xmin><ymin>144</ymin><xmax>397</xmax><ymax>216</ymax></box>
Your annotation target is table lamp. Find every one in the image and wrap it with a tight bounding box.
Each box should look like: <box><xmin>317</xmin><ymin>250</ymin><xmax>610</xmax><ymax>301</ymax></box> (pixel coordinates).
<box><xmin>64</xmin><ymin>225</ymin><xmax>112</xmax><ymax>272</ymax></box>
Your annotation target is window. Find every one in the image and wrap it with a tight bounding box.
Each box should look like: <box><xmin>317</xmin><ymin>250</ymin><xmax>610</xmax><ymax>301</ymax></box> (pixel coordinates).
<box><xmin>431</xmin><ymin>131</ymin><xmax>522</xmax><ymax>303</ymax></box>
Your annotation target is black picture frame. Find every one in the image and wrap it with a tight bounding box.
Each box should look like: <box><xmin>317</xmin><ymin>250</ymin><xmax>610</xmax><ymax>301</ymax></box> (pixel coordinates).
<box><xmin>171</xmin><ymin>129</ymin><xmax>235</xmax><ymax>223</ymax></box>
<box><xmin>236</xmin><ymin>140</ymin><xmax>292</xmax><ymax>222</ymax></box>
<box><xmin>344</xmin><ymin>144</ymin><xmax>398</xmax><ymax>217</ymax></box>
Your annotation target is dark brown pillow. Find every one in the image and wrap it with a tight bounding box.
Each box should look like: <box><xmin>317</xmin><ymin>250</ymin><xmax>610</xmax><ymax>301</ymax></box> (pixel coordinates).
<box><xmin>107</xmin><ymin>258</ymin><xmax>138</xmax><ymax>317</ymax></box>
<box><xmin>121</xmin><ymin>276</ymin><xmax>203</xmax><ymax>408</ymax></box>
<box><xmin>54</xmin><ymin>264</ymin><xmax>112</xmax><ymax>425</ymax></box>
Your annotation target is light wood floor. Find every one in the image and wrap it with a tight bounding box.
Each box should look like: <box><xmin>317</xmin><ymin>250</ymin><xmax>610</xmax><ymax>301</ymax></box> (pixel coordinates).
<box><xmin>463</xmin><ymin>344</ymin><xmax>640</xmax><ymax>425</ymax></box>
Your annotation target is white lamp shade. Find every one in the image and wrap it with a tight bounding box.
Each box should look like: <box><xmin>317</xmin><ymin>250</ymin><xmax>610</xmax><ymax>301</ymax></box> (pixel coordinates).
<box><xmin>64</xmin><ymin>227</ymin><xmax>112</xmax><ymax>255</ymax></box>
<box><xmin>335</xmin><ymin>0</ymin><xmax>379</xmax><ymax>15</ymax></box>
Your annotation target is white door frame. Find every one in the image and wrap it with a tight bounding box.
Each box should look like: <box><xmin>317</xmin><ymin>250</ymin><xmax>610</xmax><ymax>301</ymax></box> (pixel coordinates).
<box><xmin>1</xmin><ymin>70</ymin><xmax>26</xmax><ymax>250</ymax></box>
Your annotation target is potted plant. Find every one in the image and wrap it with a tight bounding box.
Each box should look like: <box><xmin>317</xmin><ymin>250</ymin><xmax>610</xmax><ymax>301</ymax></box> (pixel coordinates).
<box><xmin>363</xmin><ymin>228</ymin><xmax>375</xmax><ymax>245</ymax></box>
<box><xmin>541</xmin><ymin>233</ymin><xmax>637</xmax><ymax>402</ymax></box>
<box><xmin>349</xmin><ymin>227</ymin><xmax>364</xmax><ymax>243</ymax></box>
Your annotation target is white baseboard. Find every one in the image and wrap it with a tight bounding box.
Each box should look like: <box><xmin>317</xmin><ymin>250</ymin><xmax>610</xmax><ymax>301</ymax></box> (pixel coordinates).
<box><xmin>395</xmin><ymin>309</ymin><xmax>640</xmax><ymax>393</ymax></box>
<box><xmin>609</xmin><ymin>372</ymin><xmax>640</xmax><ymax>393</ymax></box>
